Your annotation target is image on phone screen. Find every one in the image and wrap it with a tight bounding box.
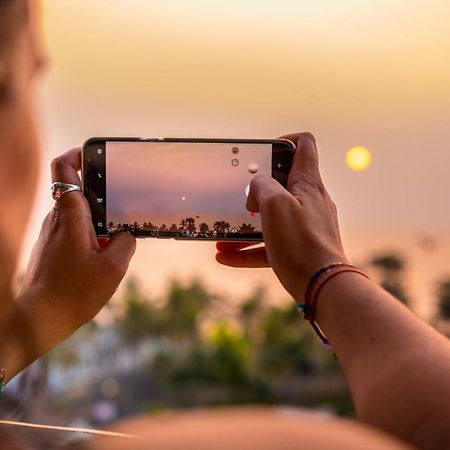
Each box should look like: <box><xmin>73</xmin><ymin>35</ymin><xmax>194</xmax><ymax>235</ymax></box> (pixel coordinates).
<box><xmin>105</xmin><ymin>141</ymin><xmax>272</xmax><ymax>240</ymax></box>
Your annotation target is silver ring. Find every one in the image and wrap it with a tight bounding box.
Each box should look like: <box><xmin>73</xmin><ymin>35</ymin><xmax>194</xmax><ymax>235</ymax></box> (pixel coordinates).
<box><xmin>51</xmin><ymin>182</ymin><xmax>82</xmax><ymax>201</ymax></box>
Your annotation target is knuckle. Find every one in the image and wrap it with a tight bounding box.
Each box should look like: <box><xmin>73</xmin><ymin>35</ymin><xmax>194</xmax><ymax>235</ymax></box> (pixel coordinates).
<box><xmin>332</xmin><ymin>200</ymin><xmax>338</xmax><ymax>214</ymax></box>
<box><xmin>261</xmin><ymin>190</ymin><xmax>285</xmax><ymax>212</ymax></box>
<box><xmin>317</xmin><ymin>181</ymin><xmax>327</xmax><ymax>195</ymax></box>
<box><xmin>300</xmin><ymin>132</ymin><xmax>317</xmax><ymax>145</ymax></box>
<box><xmin>50</xmin><ymin>157</ymin><xmax>64</xmax><ymax>173</ymax></box>
<box><xmin>104</xmin><ymin>257</ymin><xmax>126</xmax><ymax>279</ymax></box>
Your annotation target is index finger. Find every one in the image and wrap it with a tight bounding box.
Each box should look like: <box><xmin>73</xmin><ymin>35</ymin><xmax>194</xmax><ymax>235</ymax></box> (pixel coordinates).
<box><xmin>278</xmin><ymin>132</ymin><xmax>322</xmax><ymax>192</ymax></box>
<box><xmin>51</xmin><ymin>147</ymin><xmax>86</xmax><ymax>209</ymax></box>
<box><xmin>51</xmin><ymin>147</ymin><xmax>82</xmax><ymax>184</ymax></box>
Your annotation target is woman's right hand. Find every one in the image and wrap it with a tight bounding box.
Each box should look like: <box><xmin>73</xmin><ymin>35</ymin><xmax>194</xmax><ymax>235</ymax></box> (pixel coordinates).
<box><xmin>216</xmin><ymin>132</ymin><xmax>348</xmax><ymax>302</ymax></box>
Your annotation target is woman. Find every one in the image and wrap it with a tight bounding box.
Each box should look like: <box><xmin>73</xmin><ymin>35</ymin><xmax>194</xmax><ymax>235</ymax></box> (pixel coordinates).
<box><xmin>0</xmin><ymin>0</ymin><xmax>135</xmax><ymax>385</ymax></box>
<box><xmin>0</xmin><ymin>1</ymin><xmax>449</xmax><ymax>449</ymax></box>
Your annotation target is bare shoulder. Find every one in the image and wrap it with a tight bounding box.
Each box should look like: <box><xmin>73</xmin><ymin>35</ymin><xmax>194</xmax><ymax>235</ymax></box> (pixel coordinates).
<box><xmin>88</xmin><ymin>407</ymin><xmax>414</xmax><ymax>450</ymax></box>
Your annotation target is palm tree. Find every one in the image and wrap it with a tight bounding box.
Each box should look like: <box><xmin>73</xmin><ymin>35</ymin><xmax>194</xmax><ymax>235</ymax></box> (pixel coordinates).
<box><xmin>199</xmin><ymin>222</ymin><xmax>210</xmax><ymax>234</ymax></box>
<box><xmin>180</xmin><ymin>217</ymin><xmax>196</xmax><ymax>234</ymax></box>
<box><xmin>213</xmin><ymin>220</ymin><xmax>231</xmax><ymax>234</ymax></box>
<box><xmin>238</xmin><ymin>223</ymin><xmax>255</xmax><ymax>233</ymax></box>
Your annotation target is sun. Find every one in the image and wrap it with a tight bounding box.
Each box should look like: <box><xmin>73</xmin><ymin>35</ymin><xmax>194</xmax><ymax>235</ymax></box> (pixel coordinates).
<box><xmin>346</xmin><ymin>146</ymin><xmax>372</xmax><ymax>171</ymax></box>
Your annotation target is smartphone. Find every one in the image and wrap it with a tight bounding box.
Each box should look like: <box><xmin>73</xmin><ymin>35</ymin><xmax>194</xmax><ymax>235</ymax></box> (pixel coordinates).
<box><xmin>82</xmin><ymin>137</ymin><xmax>295</xmax><ymax>241</ymax></box>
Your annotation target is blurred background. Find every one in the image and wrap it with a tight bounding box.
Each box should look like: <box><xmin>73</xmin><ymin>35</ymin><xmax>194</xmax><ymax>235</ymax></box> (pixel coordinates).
<box><xmin>6</xmin><ymin>0</ymin><xmax>450</xmax><ymax>446</ymax></box>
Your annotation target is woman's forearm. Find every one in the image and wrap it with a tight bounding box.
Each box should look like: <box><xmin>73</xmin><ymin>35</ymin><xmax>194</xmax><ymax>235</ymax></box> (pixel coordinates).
<box><xmin>316</xmin><ymin>272</ymin><xmax>450</xmax><ymax>450</ymax></box>
<box><xmin>0</xmin><ymin>301</ymin><xmax>39</xmax><ymax>383</ymax></box>
<box><xmin>0</xmin><ymin>290</ymin><xmax>73</xmax><ymax>383</ymax></box>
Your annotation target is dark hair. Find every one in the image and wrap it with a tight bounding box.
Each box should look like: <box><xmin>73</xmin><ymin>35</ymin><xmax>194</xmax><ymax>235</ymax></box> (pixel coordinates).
<box><xmin>0</xmin><ymin>0</ymin><xmax>28</xmax><ymax>102</ymax></box>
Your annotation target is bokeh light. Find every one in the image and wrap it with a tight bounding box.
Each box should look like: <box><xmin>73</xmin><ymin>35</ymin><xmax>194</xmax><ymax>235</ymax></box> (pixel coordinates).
<box><xmin>100</xmin><ymin>378</ymin><xmax>120</xmax><ymax>399</ymax></box>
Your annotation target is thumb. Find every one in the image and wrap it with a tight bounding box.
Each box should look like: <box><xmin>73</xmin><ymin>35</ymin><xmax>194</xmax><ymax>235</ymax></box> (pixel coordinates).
<box><xmin>246</xmin><ymin>175</ymin><xmax>289</xmax><ymax>213</ymax></box>
<box><xmin>100</xmin><ymin>232</ymin><xmax>136</xmax><ymax>271</ymax></box>
<box><xmin>278</xmin><ymin>132</ymin><xmax>322</xmax><ymax>193</ymax></box>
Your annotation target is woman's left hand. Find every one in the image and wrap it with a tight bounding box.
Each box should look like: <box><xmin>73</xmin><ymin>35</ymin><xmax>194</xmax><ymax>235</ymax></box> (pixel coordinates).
<box><xmin>7</xmin><ymin>148</ymin><xmax>136</xmax><ymax>378</ymax></box>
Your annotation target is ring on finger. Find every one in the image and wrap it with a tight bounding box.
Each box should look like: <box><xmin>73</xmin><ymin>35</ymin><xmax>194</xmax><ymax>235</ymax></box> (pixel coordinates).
<box><xmin>51</xmin><ymin>181</ymin><xmax>82</xmax><ymax>201</ymax></box>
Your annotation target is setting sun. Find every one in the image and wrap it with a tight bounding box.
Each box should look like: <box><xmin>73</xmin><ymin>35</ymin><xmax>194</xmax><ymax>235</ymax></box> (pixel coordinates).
<box><xmin>346</xmin><ymin>146</ymin><xmax>372</xmax><ymax>171</ymax></box>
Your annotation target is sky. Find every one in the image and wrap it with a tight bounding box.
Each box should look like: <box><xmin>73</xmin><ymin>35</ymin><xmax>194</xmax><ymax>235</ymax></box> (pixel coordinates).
<box><xmin>20</xmin><ymin>0</ymin><xmax>450</xmax><ymax>319</ymax></box>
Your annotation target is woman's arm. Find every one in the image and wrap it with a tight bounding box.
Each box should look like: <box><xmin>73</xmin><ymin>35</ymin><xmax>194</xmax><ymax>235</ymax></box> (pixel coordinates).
<box><xmin>216</xmin><ymin>133</ymin><xmax>450</xmax><ymax>450</ymax></box>
<box><xmin>0</xmin><ymin>148</ymin><xmax>136</xmax><ymax>382</ymax></box>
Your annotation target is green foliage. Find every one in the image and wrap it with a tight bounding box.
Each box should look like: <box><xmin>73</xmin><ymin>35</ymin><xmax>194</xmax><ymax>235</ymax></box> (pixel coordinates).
<box><xmin>120</xmin><ymin>278</ymin><xmax>213</xmax><ymax>342</ymax></box>
<box><xmin>162</xmin><ymin>323</ymin><xmax>251</xmax><ymax>386</ymax></box>
<box><xmin>206</xmin><ymin>323</ymin><xmax>251</xmax><ymax>384</ymax></box>
<box><xmin>49</xmin><ymin>277</ymin><xmax>352</xmax><ymax>415</ymax></box>
<box><xmin>121</xmin><ymin>279</ymin><xmax>160</xmax><ymax>343</ymax></box>
<box><xmin>162</xmin><ymin>279</ymin><xmax>213</xmax><ymax>339</ymax></box>
<box><xmin>260</xmin><ymin>304</ymin><xmax>316</xmax><ymax>375</ymax></box>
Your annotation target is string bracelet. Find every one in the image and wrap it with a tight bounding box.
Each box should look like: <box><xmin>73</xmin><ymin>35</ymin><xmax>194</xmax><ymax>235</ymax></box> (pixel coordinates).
<box><xmin>299</xmin><ymin>263</ymin><xmax>369</xmax><ymax>345</ymax></box>
<box><xmin>0</xmin><ymin>368</ymin><xmax>6</xmax><ymax>398</ymax></box>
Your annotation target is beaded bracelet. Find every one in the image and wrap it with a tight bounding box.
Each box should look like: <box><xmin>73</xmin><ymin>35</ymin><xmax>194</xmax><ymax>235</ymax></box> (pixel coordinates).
<box><xmin>0</xmin><ymin>368</ymin><xmax>5</xmax><ymax>398</ymax></box>
<box><xmin>299</xmin><ymin>263</ymin><xmax>369</xmax><ymax>345</ymax></box>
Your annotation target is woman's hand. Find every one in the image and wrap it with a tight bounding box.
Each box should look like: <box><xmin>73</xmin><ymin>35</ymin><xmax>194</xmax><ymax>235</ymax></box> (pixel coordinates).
<box><xmin>6</xmin><ymin>148</ymin><xmax>136</xmax><ymax>378</ymax></box>
<box><xmin>216</xmin><ymin>132</ymin><xmax>347</xmax><ymax>301</ymax></box>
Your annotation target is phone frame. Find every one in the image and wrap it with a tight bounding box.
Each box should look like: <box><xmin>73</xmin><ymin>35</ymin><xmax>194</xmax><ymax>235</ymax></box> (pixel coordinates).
<box><xmin>82</xmin><ymin>137</ymin><xmax>295</xmax><ymax>241</ymax></box>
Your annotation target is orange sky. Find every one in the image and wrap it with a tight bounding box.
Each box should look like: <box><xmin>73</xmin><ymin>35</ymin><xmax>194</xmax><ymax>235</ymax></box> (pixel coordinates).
<box><xmin>19</xmin><ymin>0</ymin><xmax>450</xmax><ymax>320</ymax></box>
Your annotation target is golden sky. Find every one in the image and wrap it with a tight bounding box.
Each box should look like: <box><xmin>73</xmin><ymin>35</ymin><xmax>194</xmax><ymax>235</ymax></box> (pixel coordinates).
<box><xmin>20</xmin><ymin>0</ymin><xmax>450</xmax><ymax>319</ymax></box>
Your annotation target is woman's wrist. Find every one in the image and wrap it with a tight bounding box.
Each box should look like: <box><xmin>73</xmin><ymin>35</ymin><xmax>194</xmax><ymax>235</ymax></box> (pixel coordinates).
<box><xmin>294</xmin><ymin>250</ymin><xmax>350</xmax><ymax>303</ymax></box>
<box><xmin>0</xmin><ymin>302</ymin><xmax>35</xmax><ymax>382</ymax></box>
<box><xmin>16</xmin><ymin>288</ymin><xmax>82</xmax><ymax>355</ymax></box>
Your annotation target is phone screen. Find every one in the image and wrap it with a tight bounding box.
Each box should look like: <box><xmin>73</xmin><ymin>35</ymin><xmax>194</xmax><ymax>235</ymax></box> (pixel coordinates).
<box><xmin>105</xmin><ymin>141</ymin><xmax>272</xmax><ymax>239</ymax></box>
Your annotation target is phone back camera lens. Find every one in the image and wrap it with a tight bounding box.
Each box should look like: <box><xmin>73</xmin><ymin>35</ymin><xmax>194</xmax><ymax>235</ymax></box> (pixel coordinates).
<box><xmin>231</xmin><ymin>159</ymin><xmax>239</xmax><ymax>167</ymax></box>
<box><xmin>232</xmin><ymin>147</ymin><xmax>239</xmax><ymax>154</ymax></box>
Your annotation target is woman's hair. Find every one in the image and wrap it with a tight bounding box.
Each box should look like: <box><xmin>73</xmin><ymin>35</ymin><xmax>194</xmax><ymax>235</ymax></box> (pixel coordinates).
<box><xmin>0</xmin><ymin>0</ymin><xmax>28</xmax><ymax>102</ymax></box>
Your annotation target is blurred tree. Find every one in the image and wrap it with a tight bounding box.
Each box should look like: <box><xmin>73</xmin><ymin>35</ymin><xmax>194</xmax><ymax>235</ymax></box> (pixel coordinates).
<box><xmin>206</xmin><ymin>322</ymin><xmax>250</xmax><ymax>385</ymax></box>
<box><xmin>239</xmin><ymin>287</ymin><xmax>266</xmax><ymax>346</ymax></box>
<box><xmin>260</xmin><ymin>303</ymin><xmax>315</xmax><ymax>375</ymax></box>
<box><xmin>437</xmin><ymin>278</ymin><xmax>450</xmax><ymax>320</ymax></box>
<box><xmin>160</xmin><ymin>322</ymin><xmax>252</xmax><ymax>389</ymax></box>
<box><xmin>370</xmin><ymin>252</ymin><xmax>409</xmax><ymax>305</ymax></box>
<box><xmin>162</xmin><ymin>279</ymin><xmax>213</xmax><ymax>340</ymax></box>
<box><xmin>120</xmin><ymin>279</ymin><xmax>160</xmax><ymax>344</ymax></box>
